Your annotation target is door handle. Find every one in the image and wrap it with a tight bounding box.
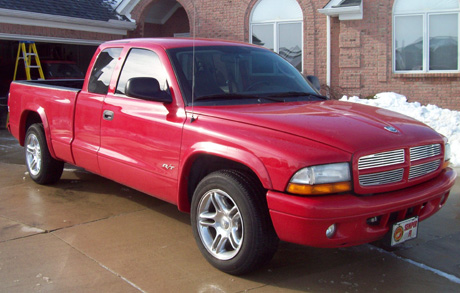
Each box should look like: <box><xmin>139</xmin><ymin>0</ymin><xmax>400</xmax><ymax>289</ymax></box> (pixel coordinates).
<box><xmin>103</xmin><ymin>110</ymin><xmax>114</xmax><ymax>121</ymax></box>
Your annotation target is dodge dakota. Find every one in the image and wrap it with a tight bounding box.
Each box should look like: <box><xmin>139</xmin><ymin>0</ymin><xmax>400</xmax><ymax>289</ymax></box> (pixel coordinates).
<box><xmin>7</xmin><ymin>38</ymin><xmax>456</xmax><ymax>274</ymax></box>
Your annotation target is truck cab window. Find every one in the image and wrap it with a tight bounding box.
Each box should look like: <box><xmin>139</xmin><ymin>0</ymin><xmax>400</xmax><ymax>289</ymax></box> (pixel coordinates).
<box><xmin>116</xmin><ymin>48</ymin><xmax>168</xmax><ymax>96</ymax></box>
<box><xmin>88</xmin><ymin>48</ymin><xmax>122</xmax><ymax>94</ymax></box>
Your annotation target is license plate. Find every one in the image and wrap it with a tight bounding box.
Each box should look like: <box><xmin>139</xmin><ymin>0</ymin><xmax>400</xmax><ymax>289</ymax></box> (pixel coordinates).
<box><xmin>391</xmin><ymin>217</ymin><xmax>418</xmax><ymax>246</ymax></box>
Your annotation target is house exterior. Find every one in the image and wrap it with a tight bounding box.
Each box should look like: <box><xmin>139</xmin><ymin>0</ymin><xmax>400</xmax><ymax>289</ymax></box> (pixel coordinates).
<box><xmin>0</xmin><ymin>0</ymin><xmax>459</xmax><ymax>110</ymax></box>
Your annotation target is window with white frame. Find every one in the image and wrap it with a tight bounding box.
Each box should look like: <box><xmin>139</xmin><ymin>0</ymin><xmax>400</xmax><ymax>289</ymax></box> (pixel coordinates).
<box><xmin>393</xmin><ymin>0</ymin><xmax>460</xmax><ymax>72</ymax></box>
<box><xmin>250</xmin><ymin>0</ymin><xmax>303</xmax><ymax>71</ymax></box>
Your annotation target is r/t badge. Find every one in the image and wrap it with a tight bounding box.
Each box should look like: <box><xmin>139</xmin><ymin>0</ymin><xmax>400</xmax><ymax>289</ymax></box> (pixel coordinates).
<box><xmin>162</xmin><ymin>164</ymin><xmax>175</xmax><ymax>170</ymax></box>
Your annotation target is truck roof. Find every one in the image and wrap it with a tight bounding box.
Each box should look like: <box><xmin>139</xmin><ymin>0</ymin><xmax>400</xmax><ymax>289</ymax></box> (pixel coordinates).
<box><xmin>104</xmin><ymin>37</ymin><xmax>258</xmax><ymax>50</ymax></box>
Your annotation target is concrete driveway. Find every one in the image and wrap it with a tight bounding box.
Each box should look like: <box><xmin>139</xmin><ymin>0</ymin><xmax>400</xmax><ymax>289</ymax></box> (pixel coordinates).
<box><xmin>0</xmin><ymin>129</ymin><xmax>459</xmax><ymax>292</ymax></box>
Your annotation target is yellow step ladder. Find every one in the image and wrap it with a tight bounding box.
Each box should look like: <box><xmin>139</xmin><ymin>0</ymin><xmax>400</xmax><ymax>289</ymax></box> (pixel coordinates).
<box><xmin>13</xmin><ymin>41</ymin><xmax>45</xmax><ymax>81</ymax></box>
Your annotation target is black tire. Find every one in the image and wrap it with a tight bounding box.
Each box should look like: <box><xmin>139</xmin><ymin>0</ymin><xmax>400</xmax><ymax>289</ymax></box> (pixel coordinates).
<box><xmin>191</xmin><ymin>170</ymin><xmax>278</xmax><ymax>275</ymax></box>
<box><xmin>24</xmin><ymin>123</ymin><xmax>64</xmax><ymax>185</ymax></box>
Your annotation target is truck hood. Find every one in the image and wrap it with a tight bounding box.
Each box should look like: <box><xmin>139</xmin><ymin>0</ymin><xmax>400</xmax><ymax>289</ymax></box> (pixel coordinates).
<box><xmin>191</xmin><ymin>100</ymin><xmax>442</xmax><ymax>154</ymax></box>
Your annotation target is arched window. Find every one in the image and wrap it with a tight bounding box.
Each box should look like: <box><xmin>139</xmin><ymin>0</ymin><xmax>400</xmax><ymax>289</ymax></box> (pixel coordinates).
<box><xmin>250</xmin><ymin>0</ymin><xmax>303</xmax><ymax>71</ymax></box>
<box><xmin>394</xmin><ymin>0</ymin><xmax>460</xmax><ymax>72</ymax></box>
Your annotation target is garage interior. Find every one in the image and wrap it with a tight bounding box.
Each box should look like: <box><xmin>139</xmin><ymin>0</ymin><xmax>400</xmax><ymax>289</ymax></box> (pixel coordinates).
<box><xmin>0</xmin><ymin>40</ymin><xmax>98</xmax><ymax>128</ymax></box>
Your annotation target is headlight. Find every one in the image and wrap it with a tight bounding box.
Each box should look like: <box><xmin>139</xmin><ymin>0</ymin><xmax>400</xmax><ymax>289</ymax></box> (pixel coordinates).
<box><xmin>444</xmin><ymin>142</ymin><xmax>451</xmax><ymax>162</ymax></box>
<box><xmin>287</xmin><ymin>163</ymin><xmax>352</xmax><ymax>195</ymax></box>
<box><xmin>443</xmin><ymin>138</ymin><xmax>451</xmax><ymax>169</ymax></box>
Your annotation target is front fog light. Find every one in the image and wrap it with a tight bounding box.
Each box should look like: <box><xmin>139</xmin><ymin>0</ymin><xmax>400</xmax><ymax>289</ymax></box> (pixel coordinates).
<box><xmin>326</xmin><ymin>224</ymin><xmax>336</xmax><ymax>239</ymax></box>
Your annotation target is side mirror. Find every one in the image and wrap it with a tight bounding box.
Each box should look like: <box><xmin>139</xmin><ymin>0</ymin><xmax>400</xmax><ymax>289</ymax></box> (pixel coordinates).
<box><xmin>306</xmin><ymin>75</ymin><xmax>321</xmax><ymax>92</ymax></box>
<box><xmin>125</xmin><ymin>77</ymin><xmax>172</xmax><ymax>103</ymax></box>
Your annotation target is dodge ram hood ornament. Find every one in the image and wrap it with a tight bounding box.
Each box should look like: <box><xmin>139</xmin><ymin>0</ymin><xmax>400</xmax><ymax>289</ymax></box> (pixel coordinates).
<box><xmin>384</xmin><ymin>126</ymin><xmax>399</xmax><ymax>133</ymax></box>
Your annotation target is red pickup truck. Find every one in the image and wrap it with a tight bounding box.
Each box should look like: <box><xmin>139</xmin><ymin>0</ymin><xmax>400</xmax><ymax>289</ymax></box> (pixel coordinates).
<box><xmin>7</xmin><ymin>38</ymin><xmax>456</xmax><ymax>274</ymax></box>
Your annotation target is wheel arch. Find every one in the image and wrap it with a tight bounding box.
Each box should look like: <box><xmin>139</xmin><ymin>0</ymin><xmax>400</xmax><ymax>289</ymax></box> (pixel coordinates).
<box><xmin>20</xmin><ymin>109</ymin><xmax>57</xmax><ymax>159</ymax></box>
<box><xmin>177</xmin><ymin>144</ymin><xmax>272</xmax><ymax>213</ymax></box>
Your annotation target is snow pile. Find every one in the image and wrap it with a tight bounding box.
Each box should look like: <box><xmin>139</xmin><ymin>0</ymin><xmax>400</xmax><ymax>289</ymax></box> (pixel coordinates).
<box><xmin>340</xmin><ymin>92</ymin><xmax>460</xmax><ymax>167</ymax></box>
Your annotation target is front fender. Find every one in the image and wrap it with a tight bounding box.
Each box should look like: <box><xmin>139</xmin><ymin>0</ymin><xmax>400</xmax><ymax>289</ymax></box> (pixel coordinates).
<box><xmin>177</xmin><ymin>141</ymin><xmax>272</xmax><ymax>212</ymax></box>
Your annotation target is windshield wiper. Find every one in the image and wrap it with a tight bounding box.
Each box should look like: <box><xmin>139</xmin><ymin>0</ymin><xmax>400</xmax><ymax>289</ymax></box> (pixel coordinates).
<box><xmin>194</xmin><ymin>93</ymin><xmax>259</xmax><ymax>102</ymax></box>
<box><xmin>265</xmin><ymin>91</ymin><xmax>328</xmax><ymax>100</ymax></box>
<box><xmin>193</xmin><ymin>93</ymin><xmax>284</xmax><ymax>103</ymax></box>
<box><xmin>193</xmin><ymin>92</ymin><xmax>324</xmax><ymax>103</ymax></box>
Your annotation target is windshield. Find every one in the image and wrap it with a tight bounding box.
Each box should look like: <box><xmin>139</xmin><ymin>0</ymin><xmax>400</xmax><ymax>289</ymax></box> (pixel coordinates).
<box><xmin>167</xmin><ymin>45</ymin><xmax>320</xmax><ymax>106</ymax></box>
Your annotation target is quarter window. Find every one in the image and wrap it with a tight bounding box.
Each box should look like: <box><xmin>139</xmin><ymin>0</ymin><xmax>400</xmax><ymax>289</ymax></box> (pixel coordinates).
<box><xmin>88</xmin><ymin>48</ymin><xmax>122</xmax><ymax>94</ymax></box>
<box><xmin>393</xmin><ymin>0</ymin><xmax>460</xmax><ymax>72</ymax></box>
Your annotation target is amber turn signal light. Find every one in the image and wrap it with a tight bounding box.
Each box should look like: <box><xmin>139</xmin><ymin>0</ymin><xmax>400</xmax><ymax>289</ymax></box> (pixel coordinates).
<box><xmin>287</xmin><ymin>181</ymin><xmax>352</xmax><ymax>195</ymax></box>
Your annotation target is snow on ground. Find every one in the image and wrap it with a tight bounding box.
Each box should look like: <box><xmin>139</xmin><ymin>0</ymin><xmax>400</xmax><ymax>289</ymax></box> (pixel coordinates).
<box><xmin>340</xmin><ymin>92</ymin><xmax>460</xmax><ymax>167</ymax></box>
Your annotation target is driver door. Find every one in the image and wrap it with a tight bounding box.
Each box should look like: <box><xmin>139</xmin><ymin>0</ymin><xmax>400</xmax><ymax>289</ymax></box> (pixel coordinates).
<box><xmin>98</xmin><ymin>48</ymin><xmax>185</xmax><ymax>203</ymax></box>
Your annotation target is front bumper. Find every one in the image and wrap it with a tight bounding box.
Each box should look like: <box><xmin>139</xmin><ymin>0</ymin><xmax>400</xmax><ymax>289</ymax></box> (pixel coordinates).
<box><xmin>267</xmin><ymin>168</ymin><xmax>456</xmax><ymax>248</ymax></box>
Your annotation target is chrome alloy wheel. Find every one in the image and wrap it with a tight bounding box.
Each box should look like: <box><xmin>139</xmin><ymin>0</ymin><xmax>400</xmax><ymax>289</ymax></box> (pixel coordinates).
<box><xmin>196</xmin><ymin>189</ymin><xmax>243</xmax><ymax>260</ymax></box>
<box><xmin>26</xmin><ymin>133</ymin><xmax>42</xmax><ymax>176</ymax></box>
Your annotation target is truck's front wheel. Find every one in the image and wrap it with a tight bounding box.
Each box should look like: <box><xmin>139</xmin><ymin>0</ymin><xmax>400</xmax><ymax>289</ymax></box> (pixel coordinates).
<box><xmin>191</xmin><ymin>170</ymin><xmax>278</xmax><ymax>275</ymax></box>
<box><xmin>25</xmin><ymin>124</ymin><xmax>64</xmax><ymax>184</ymax></box>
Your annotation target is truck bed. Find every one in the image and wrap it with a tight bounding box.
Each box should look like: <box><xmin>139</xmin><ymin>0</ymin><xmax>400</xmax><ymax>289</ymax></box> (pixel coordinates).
<box><xmin>8</xmin><ymin>79</ymin><xmax>84</xmax><ymax>164</ymax></box>
<box><xmin>12</xmin><ymin>79</ymin><xmax>84</xmax><ymax>91</ymax></box>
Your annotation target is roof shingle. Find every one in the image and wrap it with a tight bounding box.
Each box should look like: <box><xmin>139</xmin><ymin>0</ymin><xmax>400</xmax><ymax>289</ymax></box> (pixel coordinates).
<box><xmin>0</xmin><ymin>0</ymin><xmax>130</xmax><ymax>22</ymax></box>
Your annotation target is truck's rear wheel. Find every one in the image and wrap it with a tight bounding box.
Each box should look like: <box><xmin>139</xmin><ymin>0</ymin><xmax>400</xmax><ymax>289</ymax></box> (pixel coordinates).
<box><xmin>25</xmin><ymin>124</ymin><xmax>64</xmax><ymax>184</ymax></box>
<box><xmin>191</xmin><ymin>170</ymin><xmax>278</xmax><ymax>275</ymax></box>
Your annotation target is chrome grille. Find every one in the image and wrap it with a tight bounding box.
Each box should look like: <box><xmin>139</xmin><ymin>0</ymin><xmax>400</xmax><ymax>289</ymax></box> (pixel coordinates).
<box><xmin>358</xmin><ymin>149</ymin><xmax>405</xmax><ymax>170</ymax></box>
<box><xmin>410</xmin><ymin>144</ymin><xmax>441</xmax><ymax>161</ymax></box>
<box><xmin>359</xmin><ymin>169</ymin><xmax>404</xmax><ymax>186</ymax></box>
<box><xmin>357</xmin><ymin>143</ymin><xmax>443</xmax><ymax>189</ymax></box>
<box><xmin>409</xmin><ymin>160</ymin><xmax>441</xmax><ymax>179</ymax></box>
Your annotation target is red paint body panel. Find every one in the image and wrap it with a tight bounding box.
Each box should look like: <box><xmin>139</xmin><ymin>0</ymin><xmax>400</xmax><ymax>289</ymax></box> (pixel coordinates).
<box><xmin>7</xmin><ymin>38</ymin><xmax>457</xmax><ymax>250</ymax></box>
<box><xmin>99</xmin><ymin>95</ymin><xmax>185</xmax><ymax>203</ymax></box>
<box><xmin>179</xmin><ymin>111</ymin><xmax>351</xmax><ymax>192</ymax></box>
<box><xmin>189</xmin><ymin>101</ymin><xmax>439</xmax><ymax>154</ymax></box>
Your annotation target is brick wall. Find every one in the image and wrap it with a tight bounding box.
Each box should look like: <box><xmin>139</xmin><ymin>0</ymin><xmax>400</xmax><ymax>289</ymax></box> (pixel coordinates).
<box><xmin>332</xmin><ymin>0</ymin><xmax>460</xmax><ymax>110</ymax></box>
<box><xmin>130</xmin><ymin>0</ymin><xmax>460</xmax><ymax>110</ymax></box>
<box><xmin>143</xmin><ymin>7</ymin><xmax>189</xmax><ymax>37</ymax></box>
